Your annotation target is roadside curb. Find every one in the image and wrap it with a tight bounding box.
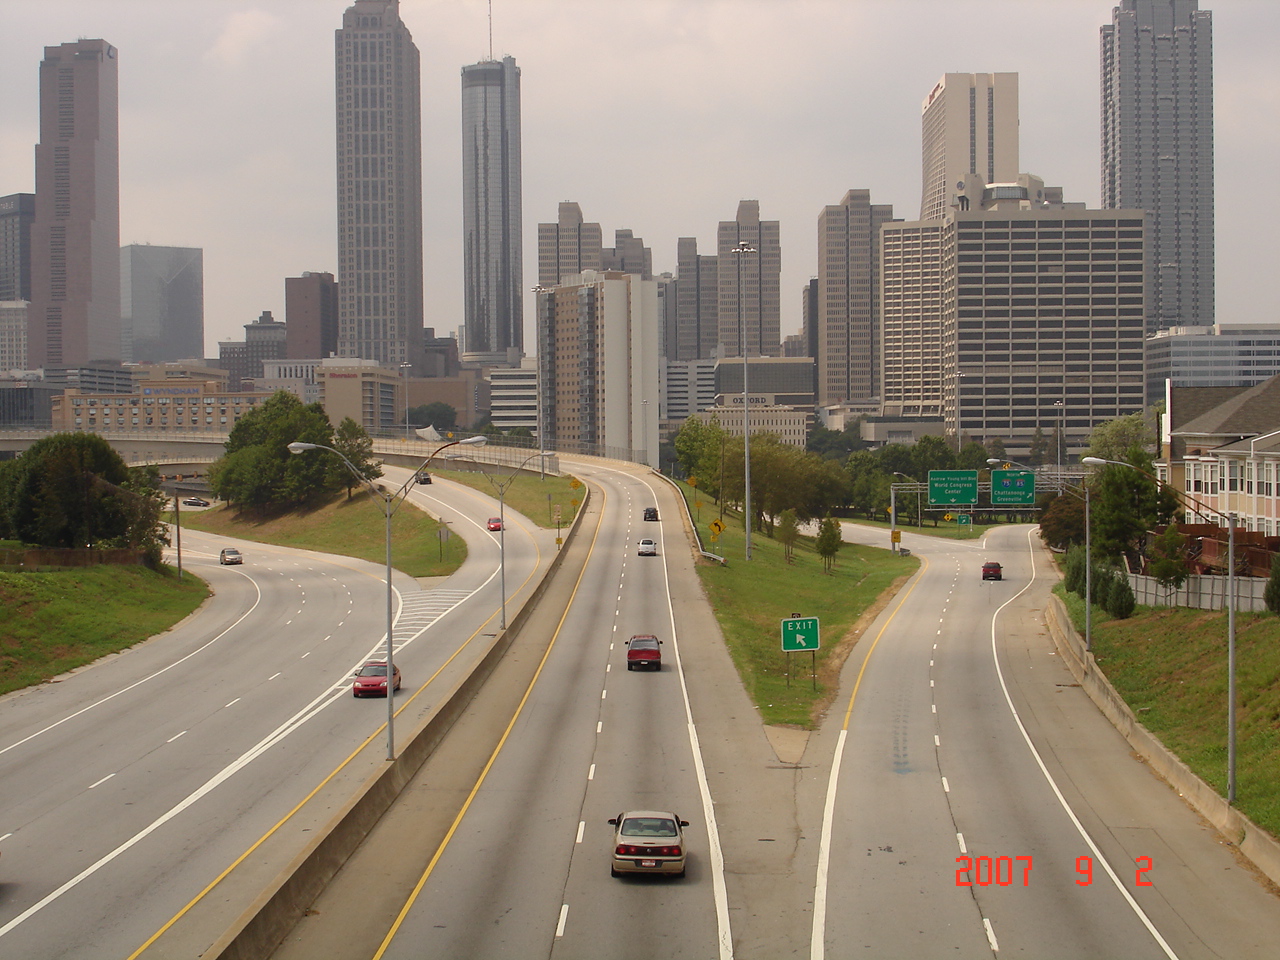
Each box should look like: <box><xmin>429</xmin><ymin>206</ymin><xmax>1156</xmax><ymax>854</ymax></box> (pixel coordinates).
<box><xmin>1044</xmin><ymin>594</ymin><xmax>1280</xmax><ymax>889</ymax></box>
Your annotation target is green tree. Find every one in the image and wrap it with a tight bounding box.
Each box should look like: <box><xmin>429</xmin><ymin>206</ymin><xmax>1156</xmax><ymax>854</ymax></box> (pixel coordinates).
<box><xmin>1038</xmin><ymin>490</ymin><xmax>1086</xmax><ymax>550</ymax></box>
<box><xmin>877</xmin><ymin>443</ymin><xmax>916</xmax><ymax>479</ymax></box>
<box><xmin>1027</xmin><ymin>427</ymin><xmax>1049</xmax><ymax>467</ymax></box>
<box><xmin>1088</xmin><ymin>445</ymin><xmax>1179</xmax><ymax>566</ymax></box>
<box><xmin>776</xmin><ymin>508</ymin><xmax>800</xmax><ymax>563</ymax></box>
<box><xmin>984</xmin><ymin>436</ymin><xmax>1007</xmax><ymax>461</ymax></box>
<box><xmin>957</xmin><ymin>441</ymin><xmax>991</xmax><ymax>471</ymax></box>
<box><xmin>1266</xmin><ymin>554</ymin><xmax>1280</xmax><ymax>615</ymax></box>
<box><xmin>332</xmin><ymin>417</ymin><xmax>382</xmax><ymax>500</ymax></box>
<box><xmin>1147</xmin><ymin>524</ymin><xmax>1189</xmax><ymax>595</ymax></box>
<box><xmin>1106</xmin><ymin>572</ymin><xmax>1136</xmax><ymax>618</ymax></box>
<box><xmin>815</xmin><ymin>515</ymin><xmax>842</xmax><ymax>573</ymax></box>
<box><xmin>210</xmin><ymin>391</ymin><xmax>337</xmax><ymax>508</ymax></box>
<box><xmin>408</xmin><ymin>401</ymin><xmax>457</xmax><ymax>432</ymax></box>
<box><xmin>0</xmin><ymin>432</ymin><xmax>132</xmax><ymax>547</ymax></box>
<box><xmin>1064</xmin><ymin>544</ymin><xmax>1086</xmax><ymax>596</ymax></box>
<box><xmin>1085</xmin><ymin>411</ymin><xmax>1158</xmax><ymax>461</ymax></box>
<box><xmin>911</xmin><ymin>435</ymin><xmax>957</xmax><ymax>476</ymax></box>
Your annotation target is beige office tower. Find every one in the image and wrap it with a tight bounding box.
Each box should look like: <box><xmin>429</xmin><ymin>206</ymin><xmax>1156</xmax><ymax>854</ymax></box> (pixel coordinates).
<box><xmin>919</xmin><ymin>73</ymin><xmax>1019</xmax><ymax>221</ymax></box>
<box><xmin>537</xmin><ymin>202</ymin><xmax>602</xmax><ymax>287</ymax></box>
<box><xmin>334</xmin><ymin>0</ymin><xmax>423</xmax><ymax>367</ymax></box>
<box><xmin>816</xmin><ymin>190</ymin><xmax>895</xmax><ymax>405</ymax></box>
<box><xmin>28</xmin><ymin>40</ymin><xmax>120</xmax><ymax>368</ymax></box>
<box><xmin>717</xmin><ymin>200</ymin><xmax>781</xmax><ymax>358</ymax></box>
<box><xmin>880</xmin><ymin>222</ymin><xmax>946</xmax><ymax>418</ymax></box>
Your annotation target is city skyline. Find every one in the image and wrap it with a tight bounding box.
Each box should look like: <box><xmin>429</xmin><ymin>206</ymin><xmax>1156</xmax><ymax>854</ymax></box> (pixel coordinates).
<box><xmin>1</xmin><ymin>1</ymin><xmax>1276</xmax><ymax>360</ymax></box>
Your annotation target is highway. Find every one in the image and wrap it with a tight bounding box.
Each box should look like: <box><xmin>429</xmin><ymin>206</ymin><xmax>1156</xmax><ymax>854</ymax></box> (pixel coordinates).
<box><xmin>0</xmin><ymin>469</ymin><xmax>553</xmax><ymax>959</ymax></box>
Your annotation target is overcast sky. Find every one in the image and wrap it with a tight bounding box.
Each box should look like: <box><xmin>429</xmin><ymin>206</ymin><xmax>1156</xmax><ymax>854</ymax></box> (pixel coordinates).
<box><xmin>3</xmin><ymin>0</ymin><xmax>1276</xmax><ymax>357</ymax></box>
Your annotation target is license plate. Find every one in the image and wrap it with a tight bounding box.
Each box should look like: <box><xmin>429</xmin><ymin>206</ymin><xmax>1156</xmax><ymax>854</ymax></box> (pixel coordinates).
<box><xmin>639</xmin><ymin>859</ymin><xmax>658</xmax><ymax>868</ymax></box>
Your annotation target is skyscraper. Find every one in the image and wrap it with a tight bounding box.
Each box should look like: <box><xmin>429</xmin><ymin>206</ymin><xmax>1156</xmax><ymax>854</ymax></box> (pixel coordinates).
<box><xmin>0</xmin><ymin>194</ymin><xmax>35</xmax><ymax>303</ymax></box>
<box><xmin>717</xmin><ymin>200</ymin><xmax>781</xmax><ymax>359</ymax></box>
<box><xmin>286</xmin><ymin>271</ymin><xmax>339</xmax><ymax>360</ymax></box>
<box><xmin>120</xmin><ymin>244</ymin><xmax>203</xmax><ymax>363</ymax></box>
<box><xmin>28</xmin><ymin>40</ymin><xmax>120</xmax><ymax>368</ymax></box>
<box><xmin>461</xmin><ymin>55</ymin><xmax>522</xmax><ymax>366</ymax></box>
<box><xmin>537</xmin><ymin>201</ymin><xmax>602</xmax><ymax>288</ymax></box>
<box><xmin>919</xmin><ymin>73</ymin><xmax>1019</xmax><ymax>221</ymax></box>
<box><xmin>673</xmin><ymin>238</ymin><xmax>718</xmax><ymax>362</ymax></box>
<box><xmin>334</xmin><ymin>0</ymin><xmax>423</xmax><ymax>367</ymax></box>
<box><xmin>1101</xmin><ymin>0</ymin><xmax>1213</xmax><ymax>331</ymax></box>
<box><xmin>816</xmin><ymin>190</ymin><xmax>896</xmax><ymax>405</ymax></box>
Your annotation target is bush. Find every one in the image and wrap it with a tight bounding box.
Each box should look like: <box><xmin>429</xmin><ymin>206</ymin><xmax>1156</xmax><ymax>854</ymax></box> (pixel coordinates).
<box><xmin>1266</xmin><ymin>554</ymin><xmax>1280</xmax><ymax>615</ymax></box>
<box><xmin>1106</xmin><ymin>574</ymin><xmax>1136</xmax><ymax>619</ymax></box>
<box><xmin>1064</xmin><ymin>545</ymin><xmax>1085</xmax><ymax>596</ymax></box>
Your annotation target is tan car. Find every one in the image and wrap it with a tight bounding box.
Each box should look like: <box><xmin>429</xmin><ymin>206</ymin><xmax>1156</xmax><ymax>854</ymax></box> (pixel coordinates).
<box><xmin>608</xmin><ymin>810</ymin><xmax>689</xmax><ymax>878</ymax></box>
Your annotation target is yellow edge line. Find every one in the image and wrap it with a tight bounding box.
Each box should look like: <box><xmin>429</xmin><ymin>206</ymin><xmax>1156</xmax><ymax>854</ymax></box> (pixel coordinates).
<box><xmin>372</xmin><ymin>484</ymin><xmax>607</xmax><ymax>958</ymax></box>
<box><xmin>840</xmin><ymin>553</ymin><xmax>930</xmax><ymax>730</ymax></box>
<box><xmin>127</xmin><ymin>518</ymin><xmax>549</xmax><ymax>958</ymax></box>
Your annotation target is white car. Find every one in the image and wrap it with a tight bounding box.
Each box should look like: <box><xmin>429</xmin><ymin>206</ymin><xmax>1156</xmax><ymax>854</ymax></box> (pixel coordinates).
<box><xmin>638</xmin><ymin>539</ymin><xmax>657</xmax><ymax>556</ymax></box>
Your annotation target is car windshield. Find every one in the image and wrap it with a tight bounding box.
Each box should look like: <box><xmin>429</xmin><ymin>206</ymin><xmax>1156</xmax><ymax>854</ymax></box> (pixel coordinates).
<box><xmin>630</xmin><ymin>638</ymin><xmax>658</xmax><ymax>649</ymax></box>
<box><xmin>621</xmin><ymin>817</ymin><xmax>677</xmax><ymax>837</ymax></box>
<box><xmin>358</xmin><ymin>663</ymin><xmax>388</xmax><ymax>677</ymax></box>
<box><xmin>223</xmin><ymin>549</ymin><xmax>239</xmax><ymax>556</ymax></box>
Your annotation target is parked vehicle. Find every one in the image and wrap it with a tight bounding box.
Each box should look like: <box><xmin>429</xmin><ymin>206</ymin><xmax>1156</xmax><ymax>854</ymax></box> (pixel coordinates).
<box><xmin>182</xmin><ymin>496</ymin><xmax>210</xmax><ymax>507</ymax></box>
<box><xmin>626</xmin><ymin>635</ymin><xmax>663</xmax><ymax>670</ymax></box>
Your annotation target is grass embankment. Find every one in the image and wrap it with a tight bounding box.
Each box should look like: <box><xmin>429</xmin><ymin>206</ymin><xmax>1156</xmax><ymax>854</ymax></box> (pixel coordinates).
<box><xmin>1056</xmin><ymin>590</ymin><xmax>1280</xmax><ymax>838</ymax></box>
<box><xmin>0</xmin><ymin>565</ymin><xmax>209</xmax><ymax>695</ymax></box>
<box><xmin>675</xmin><ymin>481</ymin><xmax>917</xmax><ymax>728</ymax></box>
<box><xmin>839</xmin><ymin>513</ymin><xmax>1000</xmax><ymax>542</ymax></box>
<box><xmin>180</xmin><ymin>488</ymin><xmax>465</xmax><ymax>578</ymax></box>
<box><xmin>428</xmin><ymin>469</ymin><xmax>583</xmax><ymax>530</ymax></box>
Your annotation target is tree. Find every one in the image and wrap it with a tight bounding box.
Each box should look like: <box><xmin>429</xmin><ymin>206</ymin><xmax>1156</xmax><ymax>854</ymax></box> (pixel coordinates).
<box><xmin>1085</xmin><ymin>411</ymin><xmax>1158</xmax><ymax>461</ymax></box>
<box><xmin>407</xmin><ymin>401</ymin><xmax>457</xmax><ymax>432</ymax></box>
<box><xmin>210</xmin><ymin>391</ymin><xmax>338</xmax><ymax>508</ymax></box>
<box><xmin>1266</xmin><ymin>554</ymin><xmax>1280</xmax><ymax>615</ymax></box>
<box><xmin>1064</xmin><ymin>544</ymin><xmax>1086</xmax><ymax>596</ymax></box>
<box><xmin>332</xmin><ymin>417</ymin><xmax>382</xmax><ymax>499</ymax></box>
<box><xmin>911</xmin><ymin>435</ymin><xmax>956</xmax><ymax>477</ymax></box>
<box><xmin>815</xmin><ymin>515</ymin><xmax>842</xmax><ymax>573</ymax></box>
<box><xmin>0</xmin><ymin>432</ymin><xmax>133</xmax><ymax>548</ymax></box>
<box><xmin>957</xmin><ymin>441</ymin><xmax>991</xmax><ymax>471</ymax></box>
<box><xmin>776</xmin><ymin>509</ymin><xmax>800</xmax><ymax>563</ymax></box>
<box><xmin>1027</xmin><ymin>427</ymin><xmax>1050</xmax><ymax>468</ymax></box>
<box><xmin>1106</xmin><ymin>574</ymin><xmax>1136</xmax><ymax>619</ymax></box>
<box><xmin>1147</xmin><ymin>524</ymin><xmax>1190</xmax><ymax>595</ymax></box>
<box><xmin>984</xmin><ymin>436</ymin><xmax>1007</xmax><ymax>461</ymax></box>
<box><xmin>1088</xmin><ymin>444</ymin><xmax>1179</xmax><ymax>566</ymax></box>
<box><xmin>1038</xmin><ymin>491</ymin><xmax>1085</xmax><ymax>549</ymax></box>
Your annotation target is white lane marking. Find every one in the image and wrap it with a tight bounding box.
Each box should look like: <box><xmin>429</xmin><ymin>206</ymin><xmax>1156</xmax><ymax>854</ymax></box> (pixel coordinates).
<box><xmin>0</xmin><ymin>576</ymin><xmax>264</xmax><ymax>759</ymax></box>
<box><xmin>596</xmin><ymin>721</ymin><xmax>602</xmax><ymax>733</ymax></box>
<box><xmin>934</xmin><ymin>735</ymin><xmax>940</xmax><ymax>746</ymax></box>
<box><xmin>269</xmin><ymin>672</ymin><xmax>282</xmax><ymax>681</ymax></box>
<box><xmin>0</xmin><ymin>833</ymin><xmax>11</xmax><ymax>842</ymax></box>
<box><xmin>942</xmin><ymin>777</ymin><xmax>950</xmax><ymax>793</ymax></box>
<box><xmin>983</xmin><ymin>918</ymin><xmax>999</xmax><ymax>952</ymax></box>
<box><xmin>555</xmin><ymin>903</ymin><xmax>569</xmax><ymax>938</ymax></box>
<box><xmin>932</xmin><ymin>704</ymin><xmax>937</xmax><ymax>714</ymax></box>
<box><xmin>587</xmin><ymin>764</ymin><xmax>596</xmax><ymax>781</ymax></box>
<box><xmin>301</xmin><ymin>652</ymin><xmax>311</xmax><ymax>659</ymax></box>
<box><xmin>986</xmin><ymin>529</ymin><xmax>1181</xmax><ymax>959</ymax></box>
<box><xmin>224</xmin><ymin>698</ymin><xmax>241</xmax><ymax>708</ymax></box>
<box><xmin>167</xmin><ymin>731</ymin><xmax>188</xmax><ymax>743</ymax></box>
<box><xmin>811</xmin><ymin>728</ymin><xmax>847</xmax><ymax>960</ymax></box>
<box><xmin>575</xmin><ymin>821</ymin><xmax>585</xmax><ymax>843</ymax></box>
<box><xmin>606</xmin><ymin>663</ymin><xmax>611</xmax><ymax>672</ymax></box>
<box><xmin>957</xmin><ymin>833</ymin><xmax>967</xmax><ymax>854</ymax></box>
<box><xmin>601</xmin><ymin>689</ymin><xmax>607</xmax><ymax>700</ymax></box>
<box><xmin>88</xmin><ymin>774</ymin><xmax>115</xmax><ymax>789</ymax></box>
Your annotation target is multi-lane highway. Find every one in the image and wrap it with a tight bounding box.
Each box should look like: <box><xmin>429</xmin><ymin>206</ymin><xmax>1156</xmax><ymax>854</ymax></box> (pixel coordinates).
<box><xmin>0</xmin><ymin>469</ymin><xmax>553</xmax><ymax>959</ymax></box>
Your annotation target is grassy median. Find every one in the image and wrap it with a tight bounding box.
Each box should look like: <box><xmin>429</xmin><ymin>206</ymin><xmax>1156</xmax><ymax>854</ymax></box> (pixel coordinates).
<box><xmin>0</xmin><ymin>565</ymin><xmax>209</xmax><ymax>695</ymax></box>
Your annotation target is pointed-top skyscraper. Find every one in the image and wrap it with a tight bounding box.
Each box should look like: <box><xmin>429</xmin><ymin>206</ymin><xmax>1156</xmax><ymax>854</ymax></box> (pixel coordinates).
<box><xmin>461</xmin><ymin>54</ymin><xmax>522</xmax><ymax>366</ymax></box>
<box><xmin>334</xmin><ymin>0</ymin><xmax>423</xmax><ymax>367</ymax></box>
<box><xmin>1102</xmin><ymin>0</ymin><xmax>1213</xmax><ymax>331</ymax></box>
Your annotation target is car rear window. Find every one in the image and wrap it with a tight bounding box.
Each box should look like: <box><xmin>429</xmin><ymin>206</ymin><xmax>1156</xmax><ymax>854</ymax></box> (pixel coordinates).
<box><xmin>622</xmin><ymin>818</ymin><xmax>677</xmax><ymax>837</ymax></box>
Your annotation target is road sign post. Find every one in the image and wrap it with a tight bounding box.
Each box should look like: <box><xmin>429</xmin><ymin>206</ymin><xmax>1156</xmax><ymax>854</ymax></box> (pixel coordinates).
<box><xmin>928</xmin><ymin>470</ymin><xmax>978</xmax><ymax>506</ymax></box>
<box><xmin>990</xmin><ymin>469</ymin><xmax>1036</xmax><ymax>505</ymax></box>
<box><xmin>781</xmin><ymin>616</ymin><xmax>820</xmax><ymax>692</ymax></box>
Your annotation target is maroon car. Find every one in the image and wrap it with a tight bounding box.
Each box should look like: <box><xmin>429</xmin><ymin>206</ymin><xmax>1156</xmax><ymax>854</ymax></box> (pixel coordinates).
<box><xmin>352</xmin><ymin>661</ymin><xmax>402</xmax><ymax>697</ymax></box>
<box><xmin>626</xmin><ymin>635</ymin><xmax>663</xmax><ymax>671</ymax></box>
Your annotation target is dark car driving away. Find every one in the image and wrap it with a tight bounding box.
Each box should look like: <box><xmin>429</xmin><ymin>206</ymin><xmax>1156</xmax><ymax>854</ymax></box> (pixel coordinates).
<box><xmin>643</xmin><ymin>507</ymin><xmax>659</xmax><ymax>521</ymax></box>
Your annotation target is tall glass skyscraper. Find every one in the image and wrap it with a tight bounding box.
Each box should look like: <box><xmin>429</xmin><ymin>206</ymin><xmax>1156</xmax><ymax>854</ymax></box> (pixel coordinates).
<box><xmin>334</xmin><ymin>0</ymin><xmax>423</xmax><ymax>366</ymax></box>
<box><xmin>461</xmin><ymin>55</ymin><xmax>522</xmax><ymax>366</ymax></box>
<box><xmin>1101</xmin><ymin>0</ymin><xmax>1213</xmax><ymax>331</ymax></box>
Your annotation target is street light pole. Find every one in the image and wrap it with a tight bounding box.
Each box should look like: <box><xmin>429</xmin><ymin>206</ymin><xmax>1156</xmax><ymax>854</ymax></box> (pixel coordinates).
<box><xmin>1083</xmin><ymin>455</ymin><xmax>1237</xmax><ymax>802</ymax></box>
<box><xmin>733</xmin><ymin>239</ymin><xmax>756</xmax><ymax>560</ymax></box>
<box><xmin>287</xmin><ymin>434</ymin><xmax>486</xmax><ymax>760</ymax></box>
<box><xmin>475</xmin><ymin>449</ymin><xmax>549</xmax><ymax>630</ymax></box>
<box><xmin>400</xmin><ymin>362</ymin><xmax>412</xmax><ymax>441</ymax></box>
<box><xmin>891</xmin><ymin>471</ymin><xmax>910</xmax><ymax>554</ymax></box>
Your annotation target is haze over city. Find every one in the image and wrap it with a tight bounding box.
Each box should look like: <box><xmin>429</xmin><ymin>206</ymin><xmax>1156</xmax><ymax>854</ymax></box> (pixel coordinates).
<box><xmin>2</xmin><ymin>0</ymin><xmax>1277</xmax><ymax>357</ymax></box>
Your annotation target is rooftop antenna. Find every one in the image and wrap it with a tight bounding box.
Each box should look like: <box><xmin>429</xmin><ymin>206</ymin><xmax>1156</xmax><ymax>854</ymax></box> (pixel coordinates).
<box><xmin>488</xmin><ymin>0</ymin><xmax>493</xmax><ymax>60</ymax></box>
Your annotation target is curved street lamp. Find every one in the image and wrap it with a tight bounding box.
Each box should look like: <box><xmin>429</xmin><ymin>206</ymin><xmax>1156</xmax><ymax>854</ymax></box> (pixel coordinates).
<box><xmin>1083</xmin><ymin>455</ymin><xmax>1238</xmax><ymax>804</ymax></box>
<box><xmin>469</xmin><ymin>449</ymin><xmax>551</xmax><ymax>631</ymax></box>
<box><xmin>731</xmin><ymin>239</ymin><xmax>757</xmax><ymax>560</ymax></box>
<box><xmin>287</xmin><ymin>433</ymin><xmax>487</xmax><ymax>760</ymax></box>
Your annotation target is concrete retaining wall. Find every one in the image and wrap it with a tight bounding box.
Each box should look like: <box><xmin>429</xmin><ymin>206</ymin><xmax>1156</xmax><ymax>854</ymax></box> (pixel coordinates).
<box><xmin>1045</xmin><ymin>595</ymin><xmax>1280</xmax><ymax>888</ymax></box>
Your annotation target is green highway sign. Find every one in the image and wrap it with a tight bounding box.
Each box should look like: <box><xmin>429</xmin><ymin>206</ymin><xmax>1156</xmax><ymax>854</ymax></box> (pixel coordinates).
<box><xmin>781</xmin><ymin>616</ymin><xmax>820</xmax><ymax>652</ymax></box>
<box><xmin>956</xmin><ymin>514</ymin><xmax>971</xmax><ymax>525</ymax></box>
<box><xmin>991</xmin><ymin>469</ymin><xmax>1036</xmax><ymax>505</ymax></box>
<box><xmin>929</xmin><ymin>470</ymin><xmax>978</xmax><ymax>505</ymax></box>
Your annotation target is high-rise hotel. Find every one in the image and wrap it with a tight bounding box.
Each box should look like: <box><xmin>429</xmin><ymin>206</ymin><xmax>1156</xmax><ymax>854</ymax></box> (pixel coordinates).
<box><xmin>461</xmin><ymin>55</ymin><xmax>522</xmax><ymax>366</ymax></box>
<box><xmin>28</xmin><ymin>40</ymin><xmax>120</xmax><ymax>368</ymax></box>
<box><xmin>334</xmin><ymin>0</ymin><xmax>423</xmax><ymax>367</ymax></box>
<box><xmin>1101</xmin><ymin>0</ymin><xmax>1213</xmax><ymax>331</ymax></box>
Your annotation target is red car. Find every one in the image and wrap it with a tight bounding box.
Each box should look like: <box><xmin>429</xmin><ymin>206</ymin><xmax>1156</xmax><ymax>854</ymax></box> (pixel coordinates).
<box><xmin>626</xmin><ymin>635</ymin><xmax>663</xmax><ymax>671</ymax></box>
<box><xmin>487</xmin><ymin>517</ymin><xmax>503</xmax><ymax>531</ymax></box>
<box><xmin>352</xmin><ymin>661</ymin><xmax>401</xmax><ymax>697</ymax></box>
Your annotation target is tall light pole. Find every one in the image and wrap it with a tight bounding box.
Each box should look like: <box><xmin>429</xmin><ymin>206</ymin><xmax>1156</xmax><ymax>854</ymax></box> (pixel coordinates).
<box><xmin>287</xmin><ymin>434</ymin><xmax>487</xmax><ymax>760</ymax></box>
<box><xmin>532</xmin><ymin>284</ymin><xmax>552</xmax><ymax>479</ymax></box>
<box><xmin>474</xmin><ymin>449</ymin><xmax>549</xmax><ymax>630</ymax></box>
<box><xmin>732</xmin><ymin>239</ymin><xmax>756</xmax><ymax>560</ymax></box>
<box><xmin>1053</xmin><ymin>399</ymin><xmax>1066</xmax><ymax>471</ymax></box>
<box><xmin>400</xmin><ymin>362</ymin><xmax>412</xmax><ymax>441</ymax></box>
<box><xmin>1083</xmin><ymin>455</ymin><xmax>1237</xmax><ymax>803</ymax></box>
